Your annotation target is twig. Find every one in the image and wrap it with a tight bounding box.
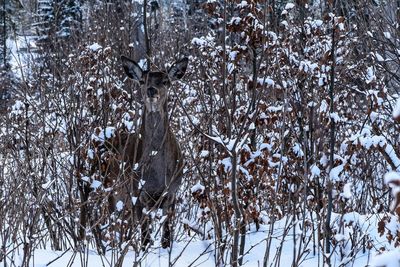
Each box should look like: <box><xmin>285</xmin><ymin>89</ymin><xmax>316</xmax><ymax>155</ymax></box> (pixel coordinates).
<box><xmin>46</xmin><ymin>248</ymin><xmax>71</xmax><ymax>266</ymax></box>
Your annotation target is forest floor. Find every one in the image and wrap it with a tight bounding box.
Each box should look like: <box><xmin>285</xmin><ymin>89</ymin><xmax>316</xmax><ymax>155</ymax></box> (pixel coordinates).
<box><xmin>4</xmin><ymin>213</ymin><xmax>396</xmax><ymax>267</ymax></box>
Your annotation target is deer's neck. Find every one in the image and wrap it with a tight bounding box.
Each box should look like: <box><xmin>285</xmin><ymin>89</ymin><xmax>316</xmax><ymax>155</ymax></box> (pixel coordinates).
<box><xmin>141</xmin><ymin>109</ymin><xmax>169</xmax><ymax>150</ymax></box>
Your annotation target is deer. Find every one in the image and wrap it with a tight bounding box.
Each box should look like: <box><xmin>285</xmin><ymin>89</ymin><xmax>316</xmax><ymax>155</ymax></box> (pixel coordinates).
<box><xmin>109</xmin><ymin>55</ymin><xmax>188</xmax><ymax>249</ymax></box>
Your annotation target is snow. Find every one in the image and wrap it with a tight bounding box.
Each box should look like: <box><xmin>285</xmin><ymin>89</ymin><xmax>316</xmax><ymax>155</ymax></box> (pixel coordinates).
<box><xmin>238</xmin><ymin>0</ymin><xmax>248</xmax><ymax>8</ymax></box>
<box><xmin>384</xmin><ymin>144</ymin><xmax>400</xmax><ymax>170</ymax></box>
<box><xmin>319</xmin><ymin>100</ymin><xmax>329</xmax><ymax>113</ymax></box>
<box><xmin>138</xmin><ymin>179</ymin><xmax>146</xmax><ymax>189</ymax></box>
<box><xmin>311</xmin><ymin>19</ymin><xmax>323</xmax><ymax>28</ymax></box>
<box><xmin>384</xmin><ymin>31</ymin><xmax>392</xmax><ymax>39</ymax></box>
<box><xmin>88</xmin><ymin>43</ymin><xmax>103</xmax><ymax>52</ymax></box>
<box><xmin>138</xmin><ymin>58</ymin><xmax>147</xmax><ymax>70</ymax></box>
<box><xmin>285</xmin><ymin>3</ymin><xmax>295</xmax><ymax>9</ymax></box>
<box><xmin>192</xmin><ymin>37</ymin><xmax>208</xmax><ymax>47</ymax></box>
<box><xmin>191</xmin><ymin>181</ymin><xmax>205</xmax><ymax>194</ymax></box>
<box><xmin>371</xmin><ymin>249</ymin><xmax>400</xmax><ymax>267</ymax></box>
<box><xmin>369</xmin><ymin>111</ymin><xmax>379</xmax><ymax>122</ymax></box>
<box><xmin>229</xmin><ymin>17</ymin><xmax>241</xmax><ymax>25</ymax></box>
<box><xmin>259</xmin><ymin>143</ymin><xmax>272</xmax><ymax>151</ymax></box>
<box><xmin>199</xmin><ymin>150</ymin><xmax>209</xmax><ymax>157</ymax></box>
<box><xmin>7</xmin><ymin>35</ymin><xmax>38</xmax><ymax>78</ymax></box>
<box><xmin>330</xmin><ymin>112</ymin><xmax>341</xmax><ymax>123</ymax></box>
<box><xmin>227</xmin><ymin>62</ymin><xmax>235</xmax><ymax>74</ymax></box>
<box><xmin>91</xmin><ymin>126</ymin><xmax>116</xmax><ymax>142</ymax></box>
<box><xmin>4</xmin><ymin>213</ymin><xmax>395</xmax><ymax>267</ymax></box>
<box><xmin>375</xmin><ymin>52</ymin><xmax>385</xmax><ymax>62</ymax></box>
<box><xmin>351</xmin><ymin>133</ymin><xmax>400</xmax><ymax>171</ymax></box>
<box><xmin>257</xmin><ymin>77</ymin><xmax>275</xmax><ymax>86</ymax></box>
<box><xmin>310</xmin><ymin>164</ymin><xmax>321</xmax><ymax>179</ymax></box>
<box><xmin>221</xmin><ymin>157</ymin><xmax>232</xmax><ymax>172</ymax></box>
<box><xmin>90</xmin><ymin>180</ymin><xmax>102</xmax><ymax>189</ymax></box>
<box><xmin>292</xmin><ymin>143</ymin><xmax>304</xmax><ymax>157</ymax></box>
<box><xmin>329</xmin><ymin>164</ymin><xmax>344</xmax><ymax>181</ymax></box>
<box><xmin>334</xmin><ymin>233</ymin><xmax>346</xmax><ymax>241</ymax></box>
<box><xmin>384</xmin><ymin>171</ymin><xmax>400</xmax><ymax>184</ymax></box>
<box><xmin>229</xmin><ymin>51</ymin><xmax>238</xmax><ymax>60</ymax></box>
<box><xmin>384</xmin><ymin>172</ymin><xmax>400</xmax><ymax>210</ymax></box>
<box><xmin>366</xmin><ymin>66</ymin><xmax>376</xmax><ymax>84</ymax></box>
<box><xmin>393</xmin><ymin>97</ymin><xmax>400</xmax><ymax>120</ymax></box>
<box><xmin>41</xmin><ymin>179</ymin><xmax>55</xmax><ymax>190</ymax></box>
<box><xmin>281</xmin><ymin>20</ymin><xmax>289</xmax><ymax>27</ymax></box>
<box><xmin>116</xmin><ymin>200</ymin><xmax>124</xmax><ymax>211</ymax></box>
<box><xmin>341</xmin><ymin>182</ymin><xmax>352</xmax><ymax>199</ymax></box>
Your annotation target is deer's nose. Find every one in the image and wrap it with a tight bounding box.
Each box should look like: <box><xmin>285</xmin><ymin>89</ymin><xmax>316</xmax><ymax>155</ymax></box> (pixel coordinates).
<box><xmin>147</xmin><ymin>87</ymin><xmax>157</xmax><ymax>98</ymax></box>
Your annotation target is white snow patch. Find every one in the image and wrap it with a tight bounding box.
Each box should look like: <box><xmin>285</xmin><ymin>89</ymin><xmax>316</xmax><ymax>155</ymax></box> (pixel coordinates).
<box><xmin>259</xmin><ymin>143</ymin><xmax>272</xmax><ymax>151</ymax></box>
<box><xmin>285</xmin><ymin>3</ymin><xmax>295</xmax><ymax>9</ymax></box>
<box><xmin>393</xmin><ymin>97</ymin><xmax>400</xmax><ymax>120</ymax></box>
<box><xmin>371</xmin><ymin>249</ymin><xmax>400</xmax><ymax>267</ymax></box>
<box><xmin>375</xmin><ymin>52</ymin><xmax>385</xmax><ymax>62</ymax></box>
<box><xmin>90</xmin><ymin>180</ymin><xmax>102</xmax><ymax>189</ymax></box>
<box><xmin>369</xmin><ymin>111</ymin><xmax>379</xmax><ymax>122</ymax></box>
<box><xmin>310</xmin><ymin>164</ymin><xmax>321</xmax><ymax>179</ymax></box>
<box><xmin>311</xmin><ymin>19</ymin><xmax>323</xmax><ymax>28</ymax></box>
<box><xmin>138</xmin><ymin>179</ymin><xmax>145</xmax><ymax>190</ymax></box>
<box><xmin>192</xmin><ymin>37</ymin><xmax>208</xmax><ymax>47</ymax></box>
<box><xmin>88</xmin><ymin>43</ymin><xmax>102</xmax><ymax>52</ymax></box>
<box><xmin>329</xmin><ymin>164</ymin><xmax>344</xmax><ymax>181</ymax></box>
<box><xmin>292</xmin><ymin>143</ymin><xmax>304</xmax><ymax>157</ymax></box>
<box><xmin>330</xmin><ymin>112</ymin><xmax>341</xmax><ymax>123</ymax></box>
<box><xmin>257</xmin><ymin>77</ymin><xmax>275</xmax><ymax>86</ymax></box>
<box><xmin>384</xmin><ymin>171</ymin><xmax>400</xmax><ymax>185</ymax></box>
<box><xmin>229</xmin><ymin>17</ymin><xmax>241</xmax><ymax>25</ymax></box>
<box><xmin>41</xmin><ymin>180</ymin><xmax>55</xmax><ymax>190</ymax></box>
<box><xmin>92</xmin><ymin>127</ymin><xmax>116</xmax><ymax>142</ymax></box>
<box><xmin>191</xmin><ymin>181</ymin><xmax>205</xmax><ymax>194</ymax></box>
<box><xmin>200</xmin><ymin>150</ymin><xmax>210</xmax><ymax>158</ymax></box>
<box><xmin>319</xmin><ymin>100</ymin><xmax>329</xmax><ymax>113</ymax></box>
<box><xmin>366</xmin><ymin>66</ymin><xmax>376</xmax><ymax>84</ymax></box>
<box><xmin>221</xmin><ymin>157</ymin><xmax>232</xmax><ymax>172</ymax></box>
<box><xmin>116</xmin><ymin>201</ymin><xmax>124</xmax><ymax>211</ymax></box>
<box><xmin>334</xmin><ymin>234</ymin><xmax>346</xmax><ymax>242</ymax></box>
<box><xmin>384</xmin><ymin>31</ymin><xmax>392</xmax><ymax>39</ymax></box>
<box><xmin>341</xmin><ymin>182</ymin><xmax>352</xmax><ymax>199</ymax></box>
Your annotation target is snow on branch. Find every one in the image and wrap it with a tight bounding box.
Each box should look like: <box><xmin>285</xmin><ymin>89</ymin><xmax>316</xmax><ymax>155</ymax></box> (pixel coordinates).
<box><xmin>393</xmin><ymin>97</ymin><xmax>400</xmax><ymax>122</ymax></box>
<box><xmin>384</xmin><ymin>172</ymin><xmax>400</xmax><ymax>216</ymax></box>
<box><xmin>350</xmin><ymin>133</ymin><xmax>400</xmax><ymax>171</ymax></box>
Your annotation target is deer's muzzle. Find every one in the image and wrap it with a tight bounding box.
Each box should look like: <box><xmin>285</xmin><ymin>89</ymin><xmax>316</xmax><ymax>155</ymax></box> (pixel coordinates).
<box><xmin>147</xmin><ymin>87</ymin><xmax>157</xmax><ymax>98</ymax></box>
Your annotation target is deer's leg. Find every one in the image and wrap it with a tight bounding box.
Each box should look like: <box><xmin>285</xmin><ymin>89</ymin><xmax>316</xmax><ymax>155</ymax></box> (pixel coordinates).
<box><xmin>141</xmin><ymin>213</ymin><xmax>151</xmax><ymax>250</ymax></box>
<box><xmin>137</xmin><ymin>194</ymin><xmax>152</xmax><ymax>250</ymax></box>
<box><xmin>161</xmin><ymin>196</ymin><xmax>176</xmax><ymax>249</ymax></box>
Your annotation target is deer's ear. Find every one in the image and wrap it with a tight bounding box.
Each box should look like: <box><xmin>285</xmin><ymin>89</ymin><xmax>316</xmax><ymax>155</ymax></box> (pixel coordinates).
<box><xmin>121</xmin><ymin>56</ymin><xmax>143</xmax><ymax>81</ymax></box>
<box><xmin>168</xmin><ymin>57</ymin><xmax>188</xmax><ymax>81</ymax></box>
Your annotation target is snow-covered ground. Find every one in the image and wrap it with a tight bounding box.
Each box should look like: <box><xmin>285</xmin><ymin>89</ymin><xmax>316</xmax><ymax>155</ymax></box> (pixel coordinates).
<box><xmin>7</xmin><ymin>35</ymin><xmax>38</xmax><ymax>79</ymax></box>
<box><xmin>3</xmin><ymin>213</ymin><xmax>400</xmax><ymax>267</ymax></box>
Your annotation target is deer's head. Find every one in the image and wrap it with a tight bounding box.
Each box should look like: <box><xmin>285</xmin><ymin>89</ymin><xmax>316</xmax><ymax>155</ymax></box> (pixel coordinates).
<box><xmin>121</xmin><ymin>56</ymin><xmax>188</xmax><ymax>114</ymax></box>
